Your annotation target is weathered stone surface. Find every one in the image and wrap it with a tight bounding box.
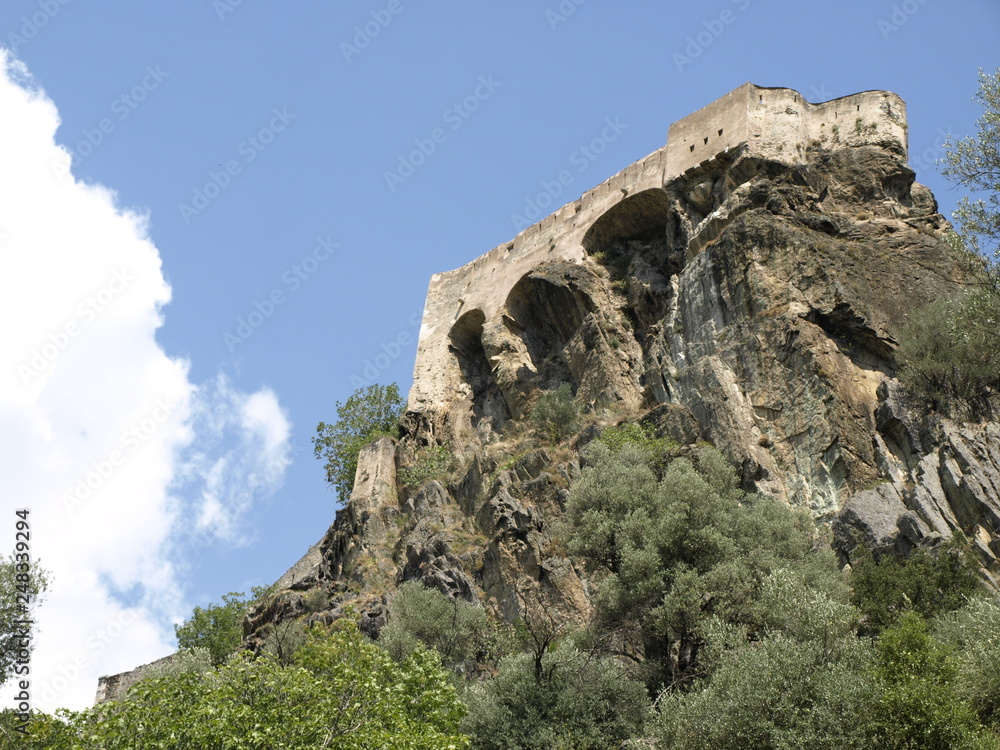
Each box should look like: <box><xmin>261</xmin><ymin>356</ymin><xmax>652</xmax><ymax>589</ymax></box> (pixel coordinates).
<box><xmin>96</xmin><ymin>81</ymin><xmax>1000</xmax><ymax>702</ymax></box>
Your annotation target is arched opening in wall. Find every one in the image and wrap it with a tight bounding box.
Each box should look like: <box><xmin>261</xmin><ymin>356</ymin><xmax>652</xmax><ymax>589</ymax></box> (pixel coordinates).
<box><xmin>504</xmin><ymin>273</ymin><xmax>592</xmax><ymax>392</ymax></box>
<box><xmin>582</xmin><ymin>189</ymin><xmax>672</xmax><ymax>255</ymax></box>
<box><xmin>581</xmin><ymin>189</ymin><xmax>683</xmax><ymax>407</ymax></box>
<box><xmin>448</xmin><ymin>309</ymin><xmax>510</xmax><ymax>429</ymax></box>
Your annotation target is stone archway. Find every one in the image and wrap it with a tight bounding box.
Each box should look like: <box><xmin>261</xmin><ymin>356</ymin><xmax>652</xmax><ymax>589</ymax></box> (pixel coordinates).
<box><xmin>448</xmin><ymin>309</ymin><xmax>509</xmax><ymax>428</ymax></box>
<box><xmin>582</xmin><ymin>188</ymin><xmax>672</xmax><ymax>254</ymax></box>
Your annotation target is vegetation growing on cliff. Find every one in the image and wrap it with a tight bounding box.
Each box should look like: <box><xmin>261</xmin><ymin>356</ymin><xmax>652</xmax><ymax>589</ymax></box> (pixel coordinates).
<box><xmin>899</xmin><ymin>67</ymin><xmax>1000</xmax><ymax>410</ymax></box>
<box><xmin>313</xmin><ymin>383</ymin><xmax>404</xmax><ymax>501</ymax></box>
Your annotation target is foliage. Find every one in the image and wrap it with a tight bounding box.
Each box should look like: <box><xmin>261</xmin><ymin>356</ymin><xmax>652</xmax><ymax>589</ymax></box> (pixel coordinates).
<box><xmin>174</xmin><ymin>586</ymin><xmax>272</xmax><ymax>666</ymax></box>
<box><xmin>462</xmin><ymin>646</ymin><xmax>651</xmax><ymax>750</ymax></box>
<box><xmin>399</xmin><ymin>445</ymin><xmax>454</xmax><ymax>488</ymax></box>
<box><xmin>378</xmin><ymin>581</ymin><xmax>491</xmax><ymax>672</ymax></box>
<box><xmin>530</xmin><ymin>384</ymin><xmax>580</xmax><ymax>444</ymax></box>
<box><xmin>144</xmin><ymin>647</ymin><xmax>213</xmax><ymax>679</ymax></box>
<box><xmin>897</xmin><ymin>292</ymin><xmax>1000</xmax><ymax>407</ymax></box>
<box><xmin>849</xmin><ymin>536</ymin><xmax>983</xmax><ymax>632</ymax></box>
<box><xmin>941</xmin><ymin>67</ymin><xmax>1000</xmax><ymax>290</ymax></box>
<box><xmin>260</xmin><ymin>617</ymin><xmax>309</xmax><ymax>667</ymax></box>
<box><xmin>867</xmin><ymin>612</ymin><xmax>995</xmax><ymax>750</ymax></box>
<box><xmin>656</xmin><ymin>633</ymin><xmax>877</xmax><ymax>750</ymax></box>
<box><xmin>595</xmin><ymin>421</ymin><xmax>675</xmax><ymax>468</ymax></box>
<box><xmin>65</xmin><ymin>621</ymin><xmax>469</xmax><ymax>750</ymax></box>
<box><xmin>900</xmin><ymin>68</ymin><xmax>1000</xmax><ymax>408</ymax></box>
<box><xmin>934</xmin><ymin>595</ymin><xmax>1000</xmax><ymax>727</ymax></box>
<box><xmin>565</xmin><ymin>441</ymin><xmax>843</xmax><ymax>688</ymax></box>
<box><xmin>313</xmin><ymin>383</ymin><xmax>404</xmax><ymax>502</ymax></box>
<box><xmin>0</xmin><ymin>709</ymin><xmax>77</xmax><ymax>750</ymax></box>
<box><xmin>0</xmin><ymin>554</ymin><xmax>49</xmax><ymax>686</ymax></box>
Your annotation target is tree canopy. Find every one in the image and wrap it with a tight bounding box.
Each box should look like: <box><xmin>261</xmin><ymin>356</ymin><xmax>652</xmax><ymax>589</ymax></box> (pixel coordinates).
<box><xmin>313</xmin><ymin>383</ymin><xmax>404</xmax><ymax>501</ymax></box>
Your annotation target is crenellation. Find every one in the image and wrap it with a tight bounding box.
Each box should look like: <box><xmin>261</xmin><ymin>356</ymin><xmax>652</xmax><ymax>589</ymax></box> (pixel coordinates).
<box><xmin>407</xmin><ymin>82</ymin><xmax>909</xmax><ymax>416</ymax></box>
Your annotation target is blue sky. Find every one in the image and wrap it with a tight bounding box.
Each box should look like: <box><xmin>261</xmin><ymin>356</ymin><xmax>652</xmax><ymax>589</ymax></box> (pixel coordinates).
<box><xmin>1</xmin><ymin>0</ymin><xmax>997</xmax><ymax>710</ymax></box>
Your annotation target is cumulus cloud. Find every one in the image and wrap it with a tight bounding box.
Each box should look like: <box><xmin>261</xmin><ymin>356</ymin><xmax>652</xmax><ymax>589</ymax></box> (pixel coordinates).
<box><xmin>0</xmin><ymin>51</ymin><xmax>291</xmax><ymax>711</ymax></box>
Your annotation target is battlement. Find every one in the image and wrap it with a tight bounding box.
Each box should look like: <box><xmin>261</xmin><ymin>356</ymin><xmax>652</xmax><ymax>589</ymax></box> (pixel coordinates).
<box><xmin>408</xmin><ymin>83</ymin><xmax>908</xmax><ymax>415</ymax></box>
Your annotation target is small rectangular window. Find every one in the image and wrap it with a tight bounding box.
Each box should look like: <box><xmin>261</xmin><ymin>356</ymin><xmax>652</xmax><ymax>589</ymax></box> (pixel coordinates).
<box><xmin>718</xmin><ymin>129</ymin><xmax>723</xmax><ymax>136</ymax></box>
<box><xmin>703</xmin><ymin>137</ymin><xmax>708</xmax><ymax>145</ymax></box>
<box><xmin>689</xmin><ymin>144</ymin><xmax>695</xmax><ymax>152</ymax></box>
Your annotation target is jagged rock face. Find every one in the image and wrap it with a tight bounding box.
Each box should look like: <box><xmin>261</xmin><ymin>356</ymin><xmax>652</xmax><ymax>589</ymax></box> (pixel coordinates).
<box><xmin>243</xmin><ymin>130</ymin><xmax>998</xmax><ymax>651</ymax></box>
<box><xmin>571</xmin><ymin>146</ymin><xmax>959</xmax><ymax>516</ymax></box>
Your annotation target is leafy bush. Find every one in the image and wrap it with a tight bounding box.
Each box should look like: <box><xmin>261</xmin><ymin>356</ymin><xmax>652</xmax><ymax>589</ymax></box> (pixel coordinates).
<box><xmin>897</xmin><ymin>292</ymin><xmax>1000</xmax><ymax>409</ymax></box>
<box><xmin>867</xmin><ymin>612</ymin><xmax>994</xmax><ymax>750</ymax></box>
<box><xmin>174</xmin><ymin>586</ymin><xmax>272</xmax><ymax>665</ymax></box>
<box><xmin>66</xmin><ymin>621</ymin><xmax>469</xmax><ymax>750</ymax></box>
<box><xmin>850</xmin><ymin>536</ymin><xmax>983</xmax><ymax>632</ymax></box>
<box><xmin>462</xmin><ymin>646</ymin><xmax>650</xmax><ymax>750</ymax></box>
<box><xmin>378</xmin><ymin>581</ymin><xmax>490</xmax><ymax>672</ymax></box>
<box><xmin>0</xmin><ymin>555</ymin><xmax>49</xmax><ymax>686</ymax></box>
<box><xmin>398</xmin><ymin>445</ymin><xmax>454</xmax><ymax>488</ymax></box>
<box><xmin>596</xmin><ymin>421</ymin><xmax>675</xmax><ymax>465</ymax></box>
<box><xmin>143</xmin><ymin>648</ymin><xmax>213</xmax><ymax>680</ymax></box>
<box><xmin>935</xmin><ymin>595</ymin><xmax>1000</xmax><ymax>726</ymax></box>
<box><xmin>656</xmin><ymin>634</ymin><xmax>876</xmax><ymax>750</ymax></box>
<box><xmin>566</xmin><ymin>442</ymin><xmax>844</xmax><ymax>688</ymax></box>
<box><xmin>530</xmin><ymin>384</ymin><xmax>580</xmax><ymax>443</ymax></box>
<box><xmin>313</xmin><ymin>383</ymin><xmax>404</xmax><ymax>501</ymax></box>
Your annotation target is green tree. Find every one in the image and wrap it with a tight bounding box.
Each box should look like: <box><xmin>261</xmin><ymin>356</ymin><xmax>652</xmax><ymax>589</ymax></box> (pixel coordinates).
<box><xmin>656</xmin><ymin>634</ymin><xmax>876</xmax><ymax>750</ymax></box>
<box><xmin>935</xmin><ymin>595</ymin><xmax>1000</xmax><ymax>727</ymax></box>
<box><xmin>867</xmin><ymin>612</ymin><xmax>995</xmax><ymax>750</ymax></box>
<box><xmin>0</xmin><ymin>553</ymin><xmax>48</xmax><ymax>687</ymax></box>
<box><xmin>174</xmin><ymin>586</ymin><xmax>271</xmax><ymax>665</ymax></box>
<box><xmin>565</xmin><ymin>441</ymin><xmax>844</xmax><ymax>688</ymax></box>
<box><xmin>377</xmin><ymin>581</ymin><xmax>491</xmax><ymax>672</ymax></box>
<box><xmin>68</xmin><ymin>621</ymin><xmax>469</xmax><ymax>750</ymax></box>
<box><xmin>942</xmin><ymin>67</ymin><xmax>1000</xmax><ymax>291</ymax></box>
<box><xmin>313</xmin><ymin>383</ymin><xmax>404</xmax><ymax>501</ymax></box>
<box><xmin>849</xmin><ymin>536</ymin><xmax>983</xmax><ymax>633</ymax></box>
<box><xmin>530</xmin><ymin>384</ymin><xmax>580</xmax><ymax>444</ymax></box>
<box><xmin>899</xmin><ymin>68</ymin><xmax>1000</xmax><ymax>407</ymax></box>
<box><xmin>0</xmin><ymin>709</ymin><xmax>76</xmax><ymax>750</ymax></box>
<box><xmin>462</xmin><ymin>646</ymin><xmax>650</xmax><ymax>750</ymax></box>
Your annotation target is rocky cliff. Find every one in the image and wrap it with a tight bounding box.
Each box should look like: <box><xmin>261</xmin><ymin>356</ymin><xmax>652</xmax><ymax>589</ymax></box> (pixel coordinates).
<box><xmin>238</xmin><ymin>84</ymin><xmax>1000</xmax><ymax>656</ymax></box>
<box><xmin>97</xmin><ymin>84</ymin><xmax>1000</xmax><ymax>702</ymax></box>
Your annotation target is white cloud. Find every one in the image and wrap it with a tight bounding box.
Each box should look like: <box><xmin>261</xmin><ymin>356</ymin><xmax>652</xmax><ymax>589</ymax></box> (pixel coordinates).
<box><xmin>0</xmin><ymin>50</ymin><xmax>291</xmax><ymax>712</ymax></box>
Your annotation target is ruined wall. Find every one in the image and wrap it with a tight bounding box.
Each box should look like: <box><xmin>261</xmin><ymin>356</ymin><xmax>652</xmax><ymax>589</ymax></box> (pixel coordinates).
<box><xmin>407</xmin><ymin>83</ymin><xmax>909</xmax><ymax>420</ymax></box>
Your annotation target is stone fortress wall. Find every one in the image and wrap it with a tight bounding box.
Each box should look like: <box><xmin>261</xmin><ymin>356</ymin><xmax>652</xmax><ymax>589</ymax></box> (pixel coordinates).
<box><xmin>407</xmin><ymin>82</ymin><xmax>908</xmax><ymax>415</ymax></box>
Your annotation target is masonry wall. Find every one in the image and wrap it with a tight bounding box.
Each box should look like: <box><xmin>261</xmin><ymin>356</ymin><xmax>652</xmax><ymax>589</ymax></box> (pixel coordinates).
<box><xmin>407</xmin><ymin>83</ymin><xmax>909</xmax><ymax>416</ymax></box>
